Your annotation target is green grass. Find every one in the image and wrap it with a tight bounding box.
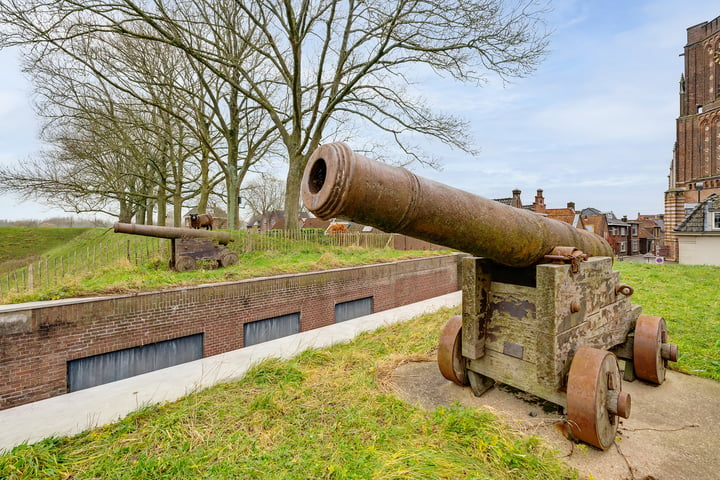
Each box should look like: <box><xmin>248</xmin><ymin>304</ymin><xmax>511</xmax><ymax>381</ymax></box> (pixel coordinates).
<box><xmin>0</xmin><ymin>227</ymin><xmax>91</xmax><ymax>274</ymax></box>
<box><xmin>0</xmin><ymin>307</ymin><xmax>576</xmax><ymax>480</ymax></box>
<box><xmin>615</xmin><ymin>262</ymin><xmax>720</xmax><ymax>381</ymax></box>
<box><xmin>4</xmin><ymin>247</ymin><xmax>446</xmax><ymax>304</ymax></box>
<box><xmin>0</xmin><ymin>227</ymin><xmax>449</xmax><ymax>304</ymax></box>
<box><xmin>0</xmin><ymin>255</ymin><xmax>717</xmax><ymax>478</ymax></box>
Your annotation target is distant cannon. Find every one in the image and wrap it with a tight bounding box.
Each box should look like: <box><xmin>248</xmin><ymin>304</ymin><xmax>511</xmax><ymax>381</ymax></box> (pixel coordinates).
<box><xmin>113</xmin><ymin>223</ymin><xmax>238</xmax><ymax>272</ymax></box>
<box><xmin>301</xmin><ymin>142</ymin><xmax>678</xmax><ymax>450</ymax></box>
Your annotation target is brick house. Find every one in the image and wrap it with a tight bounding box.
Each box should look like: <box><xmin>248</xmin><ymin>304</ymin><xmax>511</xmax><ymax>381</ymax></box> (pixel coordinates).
<box><xmin>500</xmin><ymin>189</ymin><xmax>652</xmax><ymax>257</ymax></box>
<box><xmin>635</xmin><ymin>214</ymin><xmax>665</xmax><ymax>255</ymax></box>
<box><xmin>576</xmin><ymin>208</ymin><xmax>636</xmax><ymax>256</ymax></box>
<box><xmin>246</xmin><ymin>210</ymin><xmax>288</xmax><ymax>231</ymax></box>
<box><xmin>665</xmin><ymin>16</ymin><xmax>720</xmax><ymax>260</ymax></box>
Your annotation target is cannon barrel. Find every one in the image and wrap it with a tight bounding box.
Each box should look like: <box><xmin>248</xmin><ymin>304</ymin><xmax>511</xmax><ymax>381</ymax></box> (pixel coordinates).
<box><xmin>301</xmin><ymin>142</ymin><xmax>612</xmax><ymax>268</ymax></box>
<box><xmin>113</xmin><ymin>223</ymin><xmax>233</xmax><ymax>245</ymax></box>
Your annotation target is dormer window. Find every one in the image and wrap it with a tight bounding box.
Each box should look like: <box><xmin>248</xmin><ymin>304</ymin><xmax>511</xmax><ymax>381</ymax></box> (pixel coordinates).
<box><xmin>712</xmin><ymin>212</ymin><xmax>720</xmax><ymax>230</ymax></box>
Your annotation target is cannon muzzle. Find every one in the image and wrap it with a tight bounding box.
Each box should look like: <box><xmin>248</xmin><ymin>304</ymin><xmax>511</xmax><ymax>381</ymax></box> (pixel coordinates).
<box><xmin>113</xmin><ymin>223</ymin><xmax>233</xmax><ymax>245</ymax></box>
<box><xmin>301</xmin><ymin>142</ymin><xmax>612</xmax><ymax>268</ymax></box>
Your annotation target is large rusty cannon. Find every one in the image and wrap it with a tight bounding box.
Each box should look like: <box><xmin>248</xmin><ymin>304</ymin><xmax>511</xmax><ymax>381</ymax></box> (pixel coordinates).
<box><xmin>302</xmin><ymin>142</ymin><xmax>678</xmax><ymax>450</ymax></box>
<box><xmin>113</xmin><ymin>223</ymin><xmax>238</xmax><ymax>272</ymax></box>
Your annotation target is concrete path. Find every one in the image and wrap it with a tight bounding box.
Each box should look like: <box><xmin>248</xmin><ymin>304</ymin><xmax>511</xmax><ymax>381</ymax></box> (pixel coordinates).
<box><xmin>0</xmin><ymin>291</ymin><xmax>461</xmax><ymax>452</ymax></box>
<box><xmin>391</xmin><ymin>361</ymin><xmax>720</xmax><ymax>480</ymax></box>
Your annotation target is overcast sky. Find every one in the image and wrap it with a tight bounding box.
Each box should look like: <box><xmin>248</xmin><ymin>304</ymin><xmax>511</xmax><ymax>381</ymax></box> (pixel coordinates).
<box><xmin>1</xmin><ymin>1</ymin><xmax>719</xmax><ymax>222</ymax></box>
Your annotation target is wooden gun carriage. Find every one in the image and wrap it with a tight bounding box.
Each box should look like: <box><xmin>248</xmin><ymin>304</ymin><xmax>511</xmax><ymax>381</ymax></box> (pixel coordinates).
<box><xmin>301</xmin><ymin>142</ymin><xmax>678</xmax><ymax>450</ymax></box>
<box><xmin>113</xmin><ymin>223</ymin><xmax>238</xmax><ymax>272</ymax></box>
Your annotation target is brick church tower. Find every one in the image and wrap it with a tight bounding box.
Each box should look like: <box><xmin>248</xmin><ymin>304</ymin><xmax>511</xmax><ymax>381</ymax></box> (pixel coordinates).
<box><xmin>665</xmin><ymin>15</ymin><xmax>720</xmax><ymax>260</ymax></box>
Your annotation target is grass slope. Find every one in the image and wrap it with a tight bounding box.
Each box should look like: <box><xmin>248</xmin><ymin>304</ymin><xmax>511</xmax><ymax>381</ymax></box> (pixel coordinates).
<box><xmin>0</xmin><ymin>307</ymin><xmax>576</xmax><ymax>480</ymax></box>
<box><xmin>0</xmin><ymin>227</ymin><xmax>91</xmax><ymax>274</ymax></box>
<box><xmin>615</xmin><ymin>262</ymin><xmax>720</xmax><ymax>380</ymax></box>
<box><xmin>1</xmin><ymin>228</ymin><xmax>446</xmax><ymax>304</ymax></box>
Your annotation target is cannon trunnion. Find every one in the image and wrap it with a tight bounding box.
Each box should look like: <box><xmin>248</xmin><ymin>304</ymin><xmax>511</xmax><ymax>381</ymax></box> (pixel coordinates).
<box><xmin>301</xmin><ymin>142</ymin><xmax>678</xmax><ymax>450</ymax></box>
<box><xmin>113</xmin><ymin>223</ymin><xmax>238</xmax><ymax>272</ymax></box>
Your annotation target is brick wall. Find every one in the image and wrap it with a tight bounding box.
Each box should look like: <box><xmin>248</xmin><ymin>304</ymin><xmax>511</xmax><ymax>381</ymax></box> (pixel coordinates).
<box><xmin>666</xmin><ymin>15</ymin><xmax>720</xmax><ymax>260</ymax></box>
<box><xmin>0</xmin><ymin>255</ymin><xmax>460</xmax><ymax>410</ymax></box>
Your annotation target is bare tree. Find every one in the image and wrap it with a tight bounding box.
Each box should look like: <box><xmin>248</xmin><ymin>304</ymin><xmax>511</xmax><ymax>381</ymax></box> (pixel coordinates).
<box><xmin>0</xmin><ymin>0</ymin><xmax>278</xmax><ymax>227</ymax></box>
<box><xmin>1</xmin><ymin>35</ymin><xmax>207</xmax><ymax>224</ymax></box>
<box><xmin>1</xmin><ymin>0</ymin><xmax>549</xmax><ymax>229</ymax></box>
<box><xmin>242</xmin><ymin>173</ymin><xmax>285</xmax><ymax>222</ymax></box>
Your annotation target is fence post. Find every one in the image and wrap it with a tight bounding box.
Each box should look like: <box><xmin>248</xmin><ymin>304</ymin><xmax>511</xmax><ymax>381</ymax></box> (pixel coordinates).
<box><xmin>28</xmin><ymin>264</ymin><xmax>34</xmax><ymax>293</ymax></box>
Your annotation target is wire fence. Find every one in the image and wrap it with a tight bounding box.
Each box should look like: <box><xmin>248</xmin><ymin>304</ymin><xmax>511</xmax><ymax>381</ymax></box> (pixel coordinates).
<box><xmin>0</xmin><ymin>230</ymin><xmax>424</xmax><ymax>301</ymax></box>
<box><xmin>0</xmin><ymin>236</ymin><xmax>168</xmax><ymax>300</ymax></box>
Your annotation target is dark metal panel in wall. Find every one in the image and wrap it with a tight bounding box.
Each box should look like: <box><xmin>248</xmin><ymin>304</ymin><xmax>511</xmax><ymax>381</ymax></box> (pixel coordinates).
<box><xmin>244</xmin><ymin>313</ymin><xmax>300</xmax><ymax>347</ymax></box>
<box><xmin>67</xmin><ymin>334</ymin><xmax>203</xmax><ymax>392</ymax></box>
<box><xmin>335</xmin><ymin>297</ymin><xmax>373</xmax><ymax>323</ymax></box>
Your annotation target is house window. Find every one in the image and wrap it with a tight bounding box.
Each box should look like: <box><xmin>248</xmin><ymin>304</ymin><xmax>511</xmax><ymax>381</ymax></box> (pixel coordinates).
<box><xmin>632</xmin><ymin>240</ymin><xmax>639</xmax><ymax>253</ymax></box>
<box><xmin>712</xmin><ymin>212</ymin><xmax>720</xmax><ymax>230</ymax></box>
<box><xmin>631</xmin><ymin>225</ymin><xmax>638</xmax><ymax>236</ymax></box>
<box><xmin>619</xmin><ymin>241</ymin><xmax>627</xmax><ymax>253</ymax></box>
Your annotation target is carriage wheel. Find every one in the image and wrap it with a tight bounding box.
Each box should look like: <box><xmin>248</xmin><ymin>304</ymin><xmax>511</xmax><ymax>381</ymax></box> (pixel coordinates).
<box><xmin>634</xmin><ymin>315</ymin><xmax>678</xmax><ymax>384</ymax></box>
<box><xmin>219</xmin><ymin>252</ymin><xmax>239</xmax><ymax>268</ymax></box>
<box><xmin>175</xmin><ymin>255</ymin><xmax>197</xmax><ymax>272</ymax></box>
<box><xmin>437</xmin><ymin>315</ymin><xmax>468</xmax><ymax>386</ymax></box>
<box><xmin>567</xmin><ymin>346</ymin><xmax>631</xmax><ymax>450</ymax></box>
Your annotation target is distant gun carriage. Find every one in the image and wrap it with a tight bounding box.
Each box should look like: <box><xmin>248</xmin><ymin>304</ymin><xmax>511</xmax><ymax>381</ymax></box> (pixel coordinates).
<box><xmin>301</xmin><ymin>142</ymin><xmax>678</xmax><ymax>450</ymax></box>
<box><xmin>113</xmin><ymin>223</ymin><xmax>238</xmax><ymax>272</ymax></box>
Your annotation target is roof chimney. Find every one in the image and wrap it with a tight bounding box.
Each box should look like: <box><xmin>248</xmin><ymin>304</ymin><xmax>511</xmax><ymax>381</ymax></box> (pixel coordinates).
<box><xmin>567</xmin><ymin>201</ymin><xmax>576</xmax><ymax>211</ymax></box>
<box><xmin>533</xmin><ymin>189</ymin><xmax>546</xmax><ymax>214</ymax></box>
<box><xmin>511</xmin><ymin>189</ymin><xmax>522</xmax><ymax>209</ymax></box>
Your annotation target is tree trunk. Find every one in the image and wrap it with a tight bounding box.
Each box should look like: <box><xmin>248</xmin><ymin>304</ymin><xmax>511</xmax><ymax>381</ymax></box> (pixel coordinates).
<box><xmin>145</xmin><ymin>197</ymin><xmax>155</xmax><ymax>225</ymax></box>
<box><xmin>135</xmin><ymin>204</ymin><xmax>146</xmax><ymax>224</ymax></box>
<box><xmin>197</xmin><ymin>146</ymin><xmax>211</xmax><ymax>219</ymax></box>
<box><xmin>226</xmin><ymin>169</ymin><xmax>239</xmax><ymax>230</ymax></box>
<box><xmin>224</xmin><ymin>81</ymin><xmax>240</xmax><ymax>230</ymax></box>
<box><xmin>118</xmin><ymin>198</ymin><xmax>132</xmax><ymax>223</ymax></box>
<box><xmin>156</xmin><ymin>187</ymin><xmax>167</xmax><ymax>226</ymax></box>
<box><xmin>173</xmin><ymin>190</ymin><xmax>183</xmax><ymax>227</ymax></box>
<box><xmin>284</xmin><ymin>153</ymin><xmax>306</xmax><ymax>232</ymax></box>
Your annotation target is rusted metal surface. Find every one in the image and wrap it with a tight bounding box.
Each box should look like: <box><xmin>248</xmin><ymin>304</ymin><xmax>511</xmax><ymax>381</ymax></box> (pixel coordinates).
<box><xmin>634</xmin><ymin>315</ymin><xmax>678</xmax><ymax>384</ymax></box>
<box><xmin>615</xmin><ymin>284</ymin><xmax>634</xmax><ymax>296</ymax></box>
<box><xmin>543</xmin><ymin>246</ymin><xmax>588</xmax><ymax>273</ymax></box>
<box><xmin>301</xmin><ymin>143</ymin><xmax>680</xmax><ymax>451</ymax></box>
<box><xmin>567</xmin><ymin>346</ymin><xmax>630</xmax><ymax>450</ymax></box>
<box><xmin>301</xmin><ymin>142</ymin><xmax>613</xmax><ymax>268</ymax></box>
<box><xmin>437</xmin><ymin>315</ymin><xmax>468</xmax><ymax>386</ymax></box>
<box><xmin>113</xmin><ymin>222</ymin><xmax>237</xmax><ymax>271</ymax></box>
<box><xmin>113</xmin><ymin>222</ymin><xmax>233</xmax><ymax>245</ymax></box>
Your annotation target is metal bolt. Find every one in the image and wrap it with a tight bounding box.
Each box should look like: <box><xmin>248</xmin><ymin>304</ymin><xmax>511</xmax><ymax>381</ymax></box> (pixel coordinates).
<box><xmin>661</xmin><ymin>343</ymin><xmax>679</xmax><ymax>362</ymax></box>
<box><xmin>607</xmin><ymin>390</ymin><xmax>631</xmax><ymax>419</ymax></box>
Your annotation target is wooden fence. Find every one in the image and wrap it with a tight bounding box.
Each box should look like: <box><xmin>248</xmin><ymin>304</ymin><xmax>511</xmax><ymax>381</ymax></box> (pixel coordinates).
<box><xmin>0</xmin><ymin>230</ymin><xmax>418</xmax><ymax>301</ymax></box>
